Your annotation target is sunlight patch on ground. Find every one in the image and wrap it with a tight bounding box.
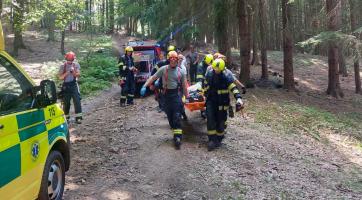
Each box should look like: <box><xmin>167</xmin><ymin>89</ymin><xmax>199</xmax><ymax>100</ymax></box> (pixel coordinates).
<box><xmin>325</xmin><ymin>133</ymin><xmax>362</xmax><ymax>167</ymax></box>
<box><xmin>294</xmin><ymin>77</ymin><xmax>321</xmax><ymax>91</ymax></box>
<box><xmin>102</xmin><ymin>190</ymin><xmax>132</xmax><ymax>200</ymax></box>
<box><xmin>65</xmin><ymin>182</ymin><xmax>80</xmax><ymax>191</ymax></box>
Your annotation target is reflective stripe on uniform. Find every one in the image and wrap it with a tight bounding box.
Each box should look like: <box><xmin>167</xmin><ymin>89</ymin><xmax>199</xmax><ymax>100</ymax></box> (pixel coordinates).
<box><xmin>173</xmin><ymin>129</ymin><xmax>183</xmax><ymax>135</ymax></box>
<box><xmin>127</xmin><ymin>94</ymin><xmax>134</xmax><ymax>97</ymax></box>
<box><xmin>218</xmin><ymin>106</ymin><xmax>229</xmax><ymax>111</ymax></box>
<box><xmin>216</xmin><ymin>131</ymin><xmax>224</xmax><ymax>136</ymax></box>
<box><xmin>120</xmin><ymin>95</ymin><xmax>127</xmax><ymax>99</ymax></box>
<box><xmin>232</xmin><ymin>88</ymin><xmax>240</xmax><ymax>94</ymax></box>
<box><xmin>74</xmin><ymin>113</ymin><xmax>83</xmax><ymax>117</ymax></box>
<box><xmin>207</xmin><ymin>130</ymin><xmax>217</xmax><ymax>135</ymax></box>
<box><xmin>217</xmin><ymin>89</ymin><xmax>229</xmax><ymax>95</ymax></box>
<box><xmin>228</xmin><ymin>83</ymin><xmax>236</xmax><ymax>90</ymax></box>
<box><xmin>117</xmin><ymin>62</ymin><xmax>124</xmax><ymax>67</ymax></box>
<box><xmin>196</xmin><ymin>75</ymin><xmax>204</xmax><ymax>79</ymax></box>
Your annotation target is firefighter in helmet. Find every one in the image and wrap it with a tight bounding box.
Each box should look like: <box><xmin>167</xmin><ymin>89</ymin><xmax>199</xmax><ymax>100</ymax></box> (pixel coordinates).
<box><xmin>58</xmin><ymin>51</ymin><xmax>82</xmax><ymax>124</ymax></box>
<box><xmin>196</xmin><ymin>53</ymin><xmax>214</xmax><ymax>119</ymax></box>
<box><xmin>141</xmin><ymin>51</ymin><xmax>189</xmax><ymax>149</ymax></box>
<box><xmin>204</xmin><ymin>58</ymin><xmax>244</xmax><ymax>151</ymax></box>
<box><xmin>118</xmin><ymin>46</ymin><xmax>136</xmax><ymax>106</ymax></box>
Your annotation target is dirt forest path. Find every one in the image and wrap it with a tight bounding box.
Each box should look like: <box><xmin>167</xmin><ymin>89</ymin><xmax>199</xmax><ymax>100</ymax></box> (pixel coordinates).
<box><xmin>62</xmin><ymin>35</ymin><xmax>362</xmax><ymax>199</ymax></box>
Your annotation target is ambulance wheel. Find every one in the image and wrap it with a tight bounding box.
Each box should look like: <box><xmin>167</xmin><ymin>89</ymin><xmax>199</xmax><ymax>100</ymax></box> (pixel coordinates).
<box><xmin>38</xmin><ymin>151</ymin><xmax>65</xmax><ymax>200</ymax></box>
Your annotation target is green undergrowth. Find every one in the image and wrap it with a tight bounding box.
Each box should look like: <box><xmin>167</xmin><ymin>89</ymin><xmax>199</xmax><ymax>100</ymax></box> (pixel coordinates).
<box><xmin>249</xmin><ymin>98</ymin><xmax>362</xmax><ymax>141</ymax></box>
<box><xmin>78</xmin><ymin>54</ymin><xmax>118</xmax><ymax>96</ymax></box>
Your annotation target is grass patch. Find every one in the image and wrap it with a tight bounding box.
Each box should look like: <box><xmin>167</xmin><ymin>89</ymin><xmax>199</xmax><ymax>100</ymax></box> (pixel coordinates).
<box><xmin>250</xmin><ymin>99</ymin><xmax>362</xmax><ymax>140</ymax></box>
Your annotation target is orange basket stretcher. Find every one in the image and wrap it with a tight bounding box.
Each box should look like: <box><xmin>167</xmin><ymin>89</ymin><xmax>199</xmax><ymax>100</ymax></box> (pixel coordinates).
<box><xmin>184</xmin><ymin>82</ymin><xmax>206</xmax><ymax>112</ymax></box>
<box><xmin>184</xmin><ymin>100</ymin><xmax>206</xmax><ymax>112</ymax></box>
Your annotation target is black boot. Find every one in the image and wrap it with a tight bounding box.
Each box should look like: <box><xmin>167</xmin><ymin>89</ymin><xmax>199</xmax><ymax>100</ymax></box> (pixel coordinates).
<box><xmin>207</xmin><ymin>135</ymin><xmax>217</xmax><ymax>151</ymax></box>
<box><xmin>75</xmin><ymin>116</ymin><xmax>82</xmax><ymax>124</ymax></box>
<box><xmin>120</xmin><ymin>99</ymin><xmax>126</xmax><ymax>107</ymax></box>
<box><xmin>200</xmin><ymin>111</ymin><xmax>206</xmax><ymax>119</ymax></box>
<box><xmin>174</xmin><ymin>135</ymin><xmax>182</xmax><ymax>150</ymax></box>
<box><xmin>181</xmin><ymin>111</ymin><xmax>188</xmax><ymax>121</ymax></box>
<box><xmin>127</xmin><ymin>98</ymin><xmax>134</xmax><ymax>105</ymax></box>
<box><xmin>228</xmin><ymin>106</ymin><xmax>234</xmax><ymax>118</ymax></box>
<box><xmin>215</xmin><ymin>135</ymin><xmax>224</xmax><ymax>147</ymax></box>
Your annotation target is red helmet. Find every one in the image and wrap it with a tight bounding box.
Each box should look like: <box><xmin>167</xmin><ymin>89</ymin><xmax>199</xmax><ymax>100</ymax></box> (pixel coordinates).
<box><xmin>65</xmin><ymin>51</ymin><xmax>76</xmax><ymax>61</ymax></box>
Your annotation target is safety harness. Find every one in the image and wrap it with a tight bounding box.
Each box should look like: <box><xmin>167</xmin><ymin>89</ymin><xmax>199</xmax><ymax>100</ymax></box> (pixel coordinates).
<box><xmin>163</xmin><ymin>65</ymin><xmax>181</xmax><ymax>94</ymax></box>
<box><xmin>62</xmin><ymin>62</ymin><xmax>77</xmax><ymax>82</ymax></box>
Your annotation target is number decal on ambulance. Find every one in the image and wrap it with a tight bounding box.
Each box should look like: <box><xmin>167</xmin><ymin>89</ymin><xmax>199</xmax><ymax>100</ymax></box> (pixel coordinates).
<box><xmin>48</xmin><ymin>107</ymin><xmax>56</xmax><ymax>117</ymax></box>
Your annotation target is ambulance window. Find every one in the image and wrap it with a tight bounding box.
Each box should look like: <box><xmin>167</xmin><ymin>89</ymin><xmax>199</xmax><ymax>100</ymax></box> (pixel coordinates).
<box><xmin>0</xmin><ymin>56</ymin><xmax>33</xmax><ymax>115</ymax></box>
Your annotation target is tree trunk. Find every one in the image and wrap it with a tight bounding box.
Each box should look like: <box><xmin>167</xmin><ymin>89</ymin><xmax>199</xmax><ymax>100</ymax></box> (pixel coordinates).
<box><xmin>13</xmin><ymin>0</ymin><xmax>26</xmax><ymax>56</ymax></box>
<box><xmin>61</xmin><ymin>29</ymin><xmax>65</xmax><ymax>55</ymax></box>
<box><xmin>214</xmin><ymin>0</ymin><xmax>231</xmax><ymax>64</ymax></box>
<box><xmin>105</xmin><ymin>0</ymin><xmax>109</xmax><ymax>29</ymax></box>
<box><xmin>269</xmin><ymin>0</ymin><xmax>277</xmax><ymax>50</ymax></box>
<box><xmin>259</xmin><ymin>0</ymin><xmax>268</xmax><ymax>80</ymax></box>
<box><xmin>101</xmin><ymin>0</ymin><xmax>105</xmax><ymax>30</ymax></box>
<box><xmin>133</xmin><ymin>18</ymin><xmax>137</xmax><ymax>35</ymax></box>
<box><xmin>275</xmin><ymin>0</ymin><xmax>281</xmax><ymax>50</ymax></box>
<box><xmin>349</xmin><ymin>0</ymin><xmax>361</xmax><ymax>94</ymax></box>
<box><xmin>338</xmin><ymin>48</ymin><xmax>347</xmax><ymax>77</ymax></box>
<box><xmin>109</xmin><ymin>0</ymin><xmax>114</xmax><ymax>33</ymax></box>
<box><xmin>0</xmin><ymin>0</ymin><xmax>3</xmax><ymax>16</ymax></box>
<box><xmin>282</xmin><ymin>0</ymin><xmax>295</xmax><ymax>91</ymax></box>
<box><xmin>326</xmin><ymin>0</ymin><xmax>343</xmax><ymax>98</ymax></box>
<box><xmin>238</xmin><ymin>0</ymin><xmax>251</xmax><ymax>83</ymax></box>
<box><xmin>46</xmin><ymin>13</ymin><xmax>56</xmax><ymax>42</ymax></box>
<box><xmin>126</xmin><ymin>17</ymin><xmax>130</xmax><ymax>36</ymax></box>
<box><xmin>251</xmin><ymin>3</ymin><xmax>259</xmax><ymax>66</ymax></box>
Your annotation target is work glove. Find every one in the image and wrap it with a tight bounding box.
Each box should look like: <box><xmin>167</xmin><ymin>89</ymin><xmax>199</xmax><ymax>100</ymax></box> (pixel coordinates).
<box><xmin>182</xmin><ymin>96</ymin><xmax>186</xmax><ymax>104</ymax></box>
<box><xmin>140</xmin><ymin>86</ymin><xmax>147</xmax><ymax>97</ymax></box>
<box><xmin>154</xmin><ymin>79</ymin><xmax>160</xmax><ymax>87</ymax></box>
<box><xmin>235</xmin><ymin>98</ymin><xmax>244</xmax><ymax>112</ymax></box>
<box><xmin>119</xmin><ymin>79</ymin><xmax>125</xmax><ymax>86</ymax></box>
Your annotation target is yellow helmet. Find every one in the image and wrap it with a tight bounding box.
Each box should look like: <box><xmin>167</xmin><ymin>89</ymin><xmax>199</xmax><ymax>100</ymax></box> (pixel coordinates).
<box><xmin>167</xmin><ymin>45</ymin><xmax>176</xmax><ymax>52</ymax></box>
<box><xmin>212</xmin><ymin>58</ymin><xmax>225</xmax><ymax>72</ymax></box>
<box><xmin>125</xmin><ymin>46</ymin><xmax>134</xmax><ymax>52</ymax></box>
<box><xmin>204</xmin><ymin>54</ymin><xmax>213</xmax><ymax>65</ymax></box>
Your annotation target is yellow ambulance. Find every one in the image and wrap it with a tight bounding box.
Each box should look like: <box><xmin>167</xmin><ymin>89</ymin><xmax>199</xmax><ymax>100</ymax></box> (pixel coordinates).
<box><xmin>0</xmin><ymin>22</ymin><xmax>70</xmax><ymax>199</ymax></box>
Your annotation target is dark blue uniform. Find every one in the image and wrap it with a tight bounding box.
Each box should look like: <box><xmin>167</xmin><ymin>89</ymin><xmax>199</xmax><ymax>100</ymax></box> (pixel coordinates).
<box><xmin>118</xmin><ymin>55</ymin><xmax>135</xmax><ymax>105</ymax></box>
<box><xmin>204</xmin><ymin>70</ymin><xmax>242</xmax><ymax>144</ymax></box>
<box><xmin>154</xmin><ymin>65</ymin><xmax>186</xmax><ymax>149</ymax></box>
<box><xmin>196</xmin><ymin>60</ymin><xmax>210</xmax><ymax>87</ymax></box>
<box><xmin>152</xmin><ymin>59</ymin><xmax>169</xmax><ymax>111</ymax></box>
